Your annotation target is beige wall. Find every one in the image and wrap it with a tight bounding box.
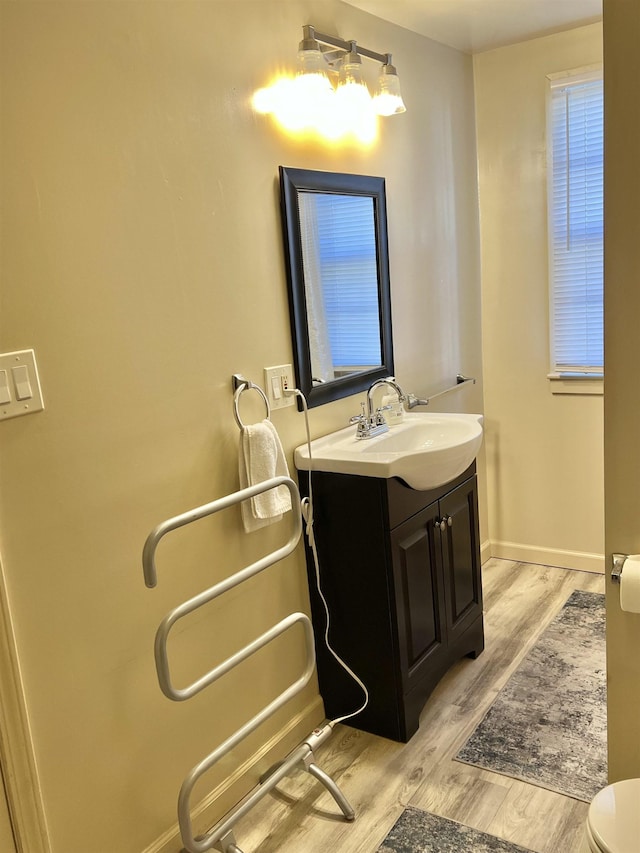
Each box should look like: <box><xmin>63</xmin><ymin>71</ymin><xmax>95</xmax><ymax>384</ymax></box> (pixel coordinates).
<box><xmin>474</xmin><ymin>24</ymin><xmax>604</xmax><ymax>573</ymax></box>
<box><xmin>0</xmin><ymin>2</ymin><xmax>483</xmax><ymax>851</ymax></box>
<box><xmin>603</xmin><ymin>0</ymin><xmax>640</xmax><ymax>782</ymax></box>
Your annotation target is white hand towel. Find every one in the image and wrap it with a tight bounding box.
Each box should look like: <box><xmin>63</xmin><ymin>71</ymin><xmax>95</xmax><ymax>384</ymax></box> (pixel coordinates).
<box><xmin>238</xmin><ymin>419</ymin><xmax>292</xmax><ymax>532</ymax></box>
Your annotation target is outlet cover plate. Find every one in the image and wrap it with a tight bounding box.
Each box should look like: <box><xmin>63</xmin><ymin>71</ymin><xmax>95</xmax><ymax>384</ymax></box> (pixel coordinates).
<box><xmin>264</xmin><ymin>364</ymin><xmax>295</xmax><ymax>409</ymax></box>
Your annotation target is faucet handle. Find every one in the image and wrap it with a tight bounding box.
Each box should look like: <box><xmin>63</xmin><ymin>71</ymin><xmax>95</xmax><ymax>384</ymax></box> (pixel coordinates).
<box><xmin>406</xmin><ymin>393</ymin><xmax>429</xmax><ymax>409</ymax></box>
<box><xmin>374</xmin><ymin>405</ymin><xmax>392</xmax><ymax>425</ymax></box>
<box><xmin>349</xmin><ymin>402</ymin><xmax>367</xmax><ymax>425</ymax></box>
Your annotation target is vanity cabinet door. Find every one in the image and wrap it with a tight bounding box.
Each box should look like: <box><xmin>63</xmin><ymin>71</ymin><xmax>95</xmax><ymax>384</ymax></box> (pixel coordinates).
<box><xmin>299</xmin><ymin>467</ymin><xmax>483</xmax><ymax>743</ymax></box>
<box><xmin>439</xmin><ymin>477</ymin><xmax>483</xmax><ymax>643</ymax></box>
<box><xmin>388</xmin><ymin>475</ymin><xmax>484</xmax><ymax>739</ymax></box>
<box><xmin>390</xmin><ymin>500</ymin><xmax>448</xmax><ymax>697</ymax></box>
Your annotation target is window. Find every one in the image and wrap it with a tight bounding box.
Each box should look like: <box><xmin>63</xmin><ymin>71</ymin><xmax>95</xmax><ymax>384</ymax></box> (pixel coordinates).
<box><xmin>547</xmin><ymin>68</ymin><xmax>603</xmax><ymax>380</ymax></box>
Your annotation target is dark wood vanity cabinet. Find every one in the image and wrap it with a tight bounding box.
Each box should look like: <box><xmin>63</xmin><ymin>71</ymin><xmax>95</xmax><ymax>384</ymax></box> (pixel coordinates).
<box><xmin>300</xmin><ymin>463</ymin><xmax>484</xmax><ymax>743</ymax></box>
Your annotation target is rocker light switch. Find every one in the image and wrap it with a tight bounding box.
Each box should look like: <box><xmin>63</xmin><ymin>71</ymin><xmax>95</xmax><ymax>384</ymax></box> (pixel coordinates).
<box><xmin>0</xmin><ymin>371</ymin><xmax>11</xmax><ymax>405</ymax></box>
<box><xmin>0</xmin><ymin>349</ymin><xmax>44</xmax><ymax>421</ymax></box>
<box><xmin>12</xmin><ymin>365</ymin><xmax>32</xmax><ymax>400</ymax></box>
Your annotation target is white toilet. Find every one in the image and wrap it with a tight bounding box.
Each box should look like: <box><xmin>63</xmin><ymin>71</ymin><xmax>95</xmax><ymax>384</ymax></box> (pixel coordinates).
<box><xmin>580</xmin><ymin>778</ymin><xmax>640</xmax><ymax>852</ymax></box>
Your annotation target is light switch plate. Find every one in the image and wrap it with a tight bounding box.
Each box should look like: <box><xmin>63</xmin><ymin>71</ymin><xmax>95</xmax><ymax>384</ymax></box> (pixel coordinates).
<box><xmin>0</xmin><ymin>349</ymin><xmax>45</xmax><ymax>421</ymax></box>
<box><xmin>264</xmin><ymin>364</ymin><xmax>295</xmax><ymax>410</ymax></box>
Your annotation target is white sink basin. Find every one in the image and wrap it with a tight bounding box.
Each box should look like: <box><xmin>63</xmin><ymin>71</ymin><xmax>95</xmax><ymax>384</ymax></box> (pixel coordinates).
<box><xmin>294</xmin><ymin>412</ymin><xmax>484</xmax><ymax>491</ymax></box>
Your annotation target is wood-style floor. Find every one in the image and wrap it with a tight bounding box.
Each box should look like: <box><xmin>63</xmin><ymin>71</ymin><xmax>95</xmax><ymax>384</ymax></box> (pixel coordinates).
<box><xmin>237</xmin><ymin>559</ymin><xmax>605</xmax><ymax>853</ymax></box>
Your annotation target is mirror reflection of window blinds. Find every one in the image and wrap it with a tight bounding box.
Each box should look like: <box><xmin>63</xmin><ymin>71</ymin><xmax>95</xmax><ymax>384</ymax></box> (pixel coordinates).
<box><xmin>549</xmin><ymin>73</ymin><xmax>603</xmax><ymax>372</ymax></box>
<box><xmin>307</xmin><ymin>194</ymin><xmax>382</xmax><ymax>370</ymax></box>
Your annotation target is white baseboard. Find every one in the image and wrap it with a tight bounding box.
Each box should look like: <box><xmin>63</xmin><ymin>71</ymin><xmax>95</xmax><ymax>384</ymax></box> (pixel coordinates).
<box><xmin>489</xmin><ymin>540</ymin><xmax>605</xmax><ymax>574</ymax></box>
<box><xmin>480</xmin><ymin>539</ymin><xmax>492</xmax><ymax>566</ymax></box>
<box><xmin>143</xmin><ymin>695</ymin><xmax>325</xmax><ymax>853</ymax></box>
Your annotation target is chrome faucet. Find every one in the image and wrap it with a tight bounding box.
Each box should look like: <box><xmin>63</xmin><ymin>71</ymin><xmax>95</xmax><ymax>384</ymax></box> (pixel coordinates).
<box><xmin>366</xmin><ymin>377</ymin><xmax>407</xmax><ymax>423</ymax></box>
<box><xmin>350</xmin><ymin>377</ymin><xmax>407</xmax><ymax>439</ymax></box>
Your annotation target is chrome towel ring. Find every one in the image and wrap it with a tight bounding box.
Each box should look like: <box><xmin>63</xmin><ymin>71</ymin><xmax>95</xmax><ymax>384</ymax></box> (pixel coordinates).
<box><xmin>232</xmin><ymin>373</ymin><xmax>271</xmax><ymax>429</ymax></box>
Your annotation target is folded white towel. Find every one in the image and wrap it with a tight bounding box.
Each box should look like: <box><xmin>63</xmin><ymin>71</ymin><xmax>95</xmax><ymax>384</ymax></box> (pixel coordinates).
<box><xmin>238</xmin><ymin>419</ymin><xmax>292</xmax><ymax>532</ymax></box>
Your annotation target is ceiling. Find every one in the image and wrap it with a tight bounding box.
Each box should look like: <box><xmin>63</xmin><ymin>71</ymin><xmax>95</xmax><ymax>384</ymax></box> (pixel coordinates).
<box><xmin>344</xmin><ymin>0</ymin><xmax>602</xmax><ymax>54</ymax></box>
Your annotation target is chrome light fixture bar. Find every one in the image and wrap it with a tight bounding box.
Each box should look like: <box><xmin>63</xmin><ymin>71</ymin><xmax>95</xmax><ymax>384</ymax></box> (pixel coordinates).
<box><xmin>299</xmin><ymin>24</ymin><xmax>406</xmax><ymax>117</ymax></box>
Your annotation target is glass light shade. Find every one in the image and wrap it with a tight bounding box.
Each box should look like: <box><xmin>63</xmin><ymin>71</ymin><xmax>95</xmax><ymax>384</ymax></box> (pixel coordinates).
<box><xmin>337</xmin><ymin>52</ymin><xmax>368</xmax><ymax>90</ymax></box>
<box><xmin>373</xmin><ymin>64</ymin><xmax>406</xmax><ymax>116</ymax></box>
<box><xmin>296</xmin><ymin>49</ymin><xmax>334</xmax><ymax>101</ymax></box>
<box><xmin>294</xmin><ymin>48</ymin><xmax>335</xmax><ymax>132</ymax></box>
<box><xmin>335</xmin><ymin>58</ymin><xmax>376</xmax><ymax>143</ymax></box>
<box><xmin>297</xmin><ymin>47</ymin><xmax>329</xmax><ymax>77</ymax></box>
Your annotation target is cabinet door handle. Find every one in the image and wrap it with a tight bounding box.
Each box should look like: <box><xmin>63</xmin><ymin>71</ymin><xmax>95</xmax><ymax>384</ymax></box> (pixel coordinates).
<box><xmin>447</xmin><ymin>516</ymin><xmax>453</xmax><ymax>527</ymax></box>
<box><xmin>435</xmin><ymin>518</ymin><xmax>446</xmax><ymax>531</ymax></box>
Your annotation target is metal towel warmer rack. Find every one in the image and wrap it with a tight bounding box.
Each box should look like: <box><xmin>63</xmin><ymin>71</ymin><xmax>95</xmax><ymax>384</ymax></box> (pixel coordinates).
<box><xmin>143</xmin><ymin>475</ymin><xmax>354</xmax><ymax>853</ymax></box>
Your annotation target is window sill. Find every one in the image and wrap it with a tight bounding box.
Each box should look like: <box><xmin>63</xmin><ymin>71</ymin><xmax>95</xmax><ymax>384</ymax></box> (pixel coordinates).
<box><xmin>547</xmin><ymin>373</ymin><xmax>604</xmax><ymax>395</ymax></box>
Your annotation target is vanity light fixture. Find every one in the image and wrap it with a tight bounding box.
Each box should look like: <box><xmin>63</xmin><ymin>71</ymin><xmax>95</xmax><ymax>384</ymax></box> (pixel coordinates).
<box><xmin>252</xmin><ymin>25</ymin><xmax>406</xmax><ymax>143</ymax></box>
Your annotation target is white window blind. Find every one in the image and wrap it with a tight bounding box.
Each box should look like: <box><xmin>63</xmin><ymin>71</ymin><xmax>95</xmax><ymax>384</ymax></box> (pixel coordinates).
<box><xmin>548</xmin><ymin>70</ymin><xmax>603</xmax><ymax>374</ymax></box>
<box><xmin>311</xmin><ymin>193</ymin><xmax>381</xmax><ymax>370</ymax></box>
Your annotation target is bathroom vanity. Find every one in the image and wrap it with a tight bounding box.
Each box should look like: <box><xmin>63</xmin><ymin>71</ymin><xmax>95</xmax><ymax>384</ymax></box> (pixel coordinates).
<box><xmin>299</xmin><ymin>463</ymin><xmax>483</xmax><ymax>743</ymax></box>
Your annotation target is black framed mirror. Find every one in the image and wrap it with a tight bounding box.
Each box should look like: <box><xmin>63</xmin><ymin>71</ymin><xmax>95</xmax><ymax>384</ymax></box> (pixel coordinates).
<box><xmin>279</xmin><ymin>166</ymin><xmax>394</xmax><ymax>409</ymax></box>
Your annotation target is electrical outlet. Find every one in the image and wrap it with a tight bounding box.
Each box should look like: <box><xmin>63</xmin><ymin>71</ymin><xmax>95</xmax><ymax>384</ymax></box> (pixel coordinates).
<box><xmin>264</xmin><ymin>364</ymin><xmax>295</xmax><ymax>409</ymax></box>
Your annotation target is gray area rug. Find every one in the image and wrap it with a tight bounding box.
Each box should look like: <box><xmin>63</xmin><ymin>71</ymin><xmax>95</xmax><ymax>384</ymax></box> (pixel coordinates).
<box><xmin>377</xmin><ymin>808</ymin><xmax>534</xmax><ymax>852</ymax></box>
<box><xmin>456</xmin><ymin>589</ymin><xmax>606</xmax><ymax>801</ymax></box>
